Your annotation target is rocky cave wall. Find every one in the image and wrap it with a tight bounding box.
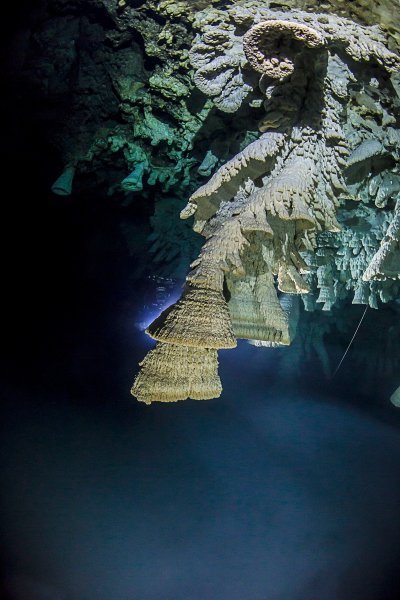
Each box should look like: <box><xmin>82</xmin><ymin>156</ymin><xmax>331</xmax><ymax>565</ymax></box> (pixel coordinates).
<box><xmin>6</xmin><ymin>0</ymin><xmax>399</xmax><ymax>268</ymax></box>
<box><xmin>5</xmin><ymin>0</ymin><xmax>400</xmax><ymax>399</ymax></box>
<box><xmin>130</xmin><ymin>1</ymin><xmax>399</xmax><ymax>403</ymax></box>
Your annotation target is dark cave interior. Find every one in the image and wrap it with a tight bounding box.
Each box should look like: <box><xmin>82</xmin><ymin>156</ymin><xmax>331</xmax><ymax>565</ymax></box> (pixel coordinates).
<box><xmin>1</xmin><ymin>2</ymin><xmax>400</xmax><ymax>599</ymax></box>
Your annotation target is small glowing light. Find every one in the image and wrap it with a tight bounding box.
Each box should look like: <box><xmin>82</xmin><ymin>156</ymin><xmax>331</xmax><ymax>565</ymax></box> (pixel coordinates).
<box><xmin>135</xmin><ymin>295</ymin><xmax>181</xmax><ymax>331</ymax></box>
<box><xmin>137</xmin><ymin>306</ymin><xmax>168</xmax><ymax>331</ymax></box>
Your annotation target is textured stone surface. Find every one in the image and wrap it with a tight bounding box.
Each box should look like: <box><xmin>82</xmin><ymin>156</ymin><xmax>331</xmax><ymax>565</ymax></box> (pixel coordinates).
<box><xmin>5</xmin><ymin>0</ymin><xmax>398</xmax><ymax>401</ymax></box>
<box><xmin>131</xmin><ymin>4</ymin><xmax>400</xmax><ymax>402</ymax></box>
<box><xmin>8</xmin><ymin>0</ymin><xmax>399</xmax><ymax>203</ymax></box>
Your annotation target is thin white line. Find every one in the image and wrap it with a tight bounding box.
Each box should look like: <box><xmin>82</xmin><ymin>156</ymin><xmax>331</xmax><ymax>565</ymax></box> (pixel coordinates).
<box><xmin>331</xmin><ymin>305</ymin><xmax>368</xmax><ymax>379</ymax></box>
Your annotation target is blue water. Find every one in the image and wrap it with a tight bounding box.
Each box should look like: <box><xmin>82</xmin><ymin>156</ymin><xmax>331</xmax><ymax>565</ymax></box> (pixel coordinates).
<box><xmin>2</xmin><ymin>199</ymin><xmax>400</xmax><ymax>599</ymax></box>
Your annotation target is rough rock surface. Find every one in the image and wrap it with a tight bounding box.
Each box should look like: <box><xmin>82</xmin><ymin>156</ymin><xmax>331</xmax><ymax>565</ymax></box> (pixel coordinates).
<box><xmin>5</xmin><ymin>0</ymin><xmax>399</xmax><ymax>402</ymax></box>
<box><xmin>131</xmin><ymin>4</ymin><xmax>400</xmax><ymax>403</ymax></box>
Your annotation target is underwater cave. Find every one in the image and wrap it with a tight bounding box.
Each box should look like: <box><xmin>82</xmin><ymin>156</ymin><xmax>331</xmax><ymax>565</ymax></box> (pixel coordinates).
<box><xmin>1</xmin><ymin>0</ymin><xmax>400</xmax><ymax>598</ymax></box>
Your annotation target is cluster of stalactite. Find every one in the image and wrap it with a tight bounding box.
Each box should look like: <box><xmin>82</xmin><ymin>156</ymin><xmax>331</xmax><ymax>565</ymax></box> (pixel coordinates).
<box><xmin>131</xmin><ymin>6</ymin><xmax>400</xmax><ymax>404</ymax></box>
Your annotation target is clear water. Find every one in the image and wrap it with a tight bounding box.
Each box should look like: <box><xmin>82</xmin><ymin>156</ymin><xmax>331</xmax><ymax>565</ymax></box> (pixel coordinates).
<box><xmin>2</xmin><ymin>197</ymin><xmax>400</xmax><ymax>600</ymax></box>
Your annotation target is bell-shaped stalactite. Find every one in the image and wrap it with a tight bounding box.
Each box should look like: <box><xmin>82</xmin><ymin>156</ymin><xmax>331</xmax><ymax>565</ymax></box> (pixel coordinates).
<box><xmin>227</xmin><ymin>272</ymin><xmax>291</xmax><ymax>344</ymax></box>
<box><xmin>363</xmin><ymin>200</ymin><xmax>400</xmax><ymax>282</ymax></box>
<box><xmin>131</xmin><ymin>342</ymin><xmax>222</xmax><ymax>404</ymax></box>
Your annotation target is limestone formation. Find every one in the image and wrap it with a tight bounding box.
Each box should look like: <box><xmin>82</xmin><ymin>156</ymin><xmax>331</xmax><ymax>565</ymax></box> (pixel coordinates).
<box><xmin>181</xmin><ymin>132</ymin><xmax>286</xmax><ymax>228</ymax></box>
<box><xmin>51</xmin><ymin>166</ymin><xmax>76</xmax><ymax>196</ymax></box>
<box><xmin>132</xmin><ymin>5</ymin><xmax>400</xmax><ymax>403</ymax></box>
<box><xmin>391</xmin><ymin>386</ymin><xmax>400</xmax><ymax>407</ymax></box>
<box><xmin>243</xmin><ymin>19</ymin><xmax>325</xmax><ymax>80</ymax></box>
<box><xmin>146</xmin><ymin>284</ymin><xmax>237</xmax><ymax>349</ymax></box>
<box><xmin>227</xmin><ymin>272</ymin><xmax>292</xmax><ymax>344</ymax></box>
<box><xmin>346</xmin><ymin>140</ymin><xmax>385</xmax><ymax>169</ymax></box>
<box><xmin>131</xmin><ymin>342</ymin><xmax>222</xmax><ymax>404</ymax></box>
<box><xmin>363</xmin><ymin>200</ymin><xmax>400</xmax><ymax>282</ymax></box>
<box><xmin>189</xmin><ymin>3</ymin><xmax>400</xmax><ymax>114</ymax></box>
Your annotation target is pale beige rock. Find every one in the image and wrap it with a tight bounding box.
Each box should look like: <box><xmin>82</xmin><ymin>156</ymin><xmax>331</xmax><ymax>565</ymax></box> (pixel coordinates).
<box><xmin>247</xmin><ymin>293</ymin><xmax>300</xmax><ymax>347</ymax></box>
<box><xmin>191</xmin><ymin>3</ymin><xmax>400</xmax><ymax>114</ymax></box>
<box><xmin>180</xmin><ymin>132</ymin><xmax>286</xmax><ymax>224</ymax></box>
<box><xmin>189</xmin><ymin>28</ymin><xmax>252</xmax><ymax>113</ymax></box>
<box><xmin>263</xmin><ymin>215</ymin><xmax>311</xmax><ymax>293</ymax></box>
<box><xmin>131</xmin><ymin>342</ymin><xmax>222</xmax><ymax>403</ymax></box>
<box><xmin>252</xmin><ymin>156</ymin><xmax>318</xmax><ymax>229</ymax></box>
<box><xmin>239</xmin><ymin>204</ymin><xmax>274</xmax><ymax>237</ymax></box>
<box><xmin>279</xmin><ymin>293</ymin><xmax>300</xmax><ymax>341</ymax></box>
<box><xmin>227</xmin><ymin>271</ymin><xmax>292</xmax><ymax>343</ymax></box>
<box><xmin>146</xmin><ymin>284</ymin><xmax>237</xmax><ymax>349</ymax></box>
<box><xmin>363</xmin><ymin>200</ymin><xmax>400</xmax><ymax>281</ymax></box>
<box><xmin>277</xmin><ymin>262</ymin><xmax>310</xmax><ymax>294</ymax></box>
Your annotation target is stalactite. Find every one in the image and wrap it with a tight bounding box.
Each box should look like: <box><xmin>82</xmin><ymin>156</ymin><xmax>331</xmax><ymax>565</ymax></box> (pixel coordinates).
<box><xmin>131</xmin><ymin>5</ymin><xmax>400</xmax><ymax>404</ymax></box>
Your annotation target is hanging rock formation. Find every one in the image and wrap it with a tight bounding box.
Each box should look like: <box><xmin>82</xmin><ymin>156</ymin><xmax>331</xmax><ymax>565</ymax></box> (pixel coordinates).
<box><xmin>3</xmin><ymin>0</ymin><xmax>399</xmax><ymax>403</ymax></box>
<box><xmin>391</xmin><ymin>385</ymin><xmax>400</xmax><ymax>407</ymax></box>
<box><xmin>131</xmin><ymin>4</ymin><xmax>400</xmax><ymax>404</ymax></box>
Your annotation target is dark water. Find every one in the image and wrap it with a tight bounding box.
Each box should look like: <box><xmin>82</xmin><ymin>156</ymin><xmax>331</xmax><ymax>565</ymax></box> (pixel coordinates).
<box><xmin>2</xmin><ymin>173</ymin><xmax>400</xmax><ymax>600</ymax></box>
